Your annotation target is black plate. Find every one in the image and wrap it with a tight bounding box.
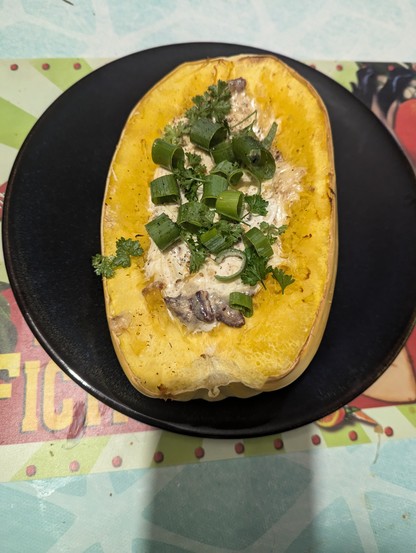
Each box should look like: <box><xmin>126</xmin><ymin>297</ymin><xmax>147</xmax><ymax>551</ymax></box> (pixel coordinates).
<box><xmin>3</xmin><ymin>43</ymin><xmax>416</xmax><ymax>438</ymax></box>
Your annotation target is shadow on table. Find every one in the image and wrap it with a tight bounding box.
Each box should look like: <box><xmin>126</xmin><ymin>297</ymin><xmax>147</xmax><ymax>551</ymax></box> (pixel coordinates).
<box><xmin>136</xmin><ymin>432</ymin><xmax>316</xmax><ymax>552</ymax></box>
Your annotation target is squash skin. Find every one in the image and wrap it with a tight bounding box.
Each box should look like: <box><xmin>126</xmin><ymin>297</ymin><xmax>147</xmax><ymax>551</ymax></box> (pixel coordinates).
<box><xmin>101</xmin><ymin>55</ymin><xmax>338</xmax><ymax>401</ymax></box>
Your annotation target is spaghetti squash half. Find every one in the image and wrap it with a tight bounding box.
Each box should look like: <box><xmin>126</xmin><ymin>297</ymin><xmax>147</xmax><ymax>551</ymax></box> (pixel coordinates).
<box><xmin>98</xmin><ymin>54</ymin><xmax>337</xmax><ymax>401</ymax></box>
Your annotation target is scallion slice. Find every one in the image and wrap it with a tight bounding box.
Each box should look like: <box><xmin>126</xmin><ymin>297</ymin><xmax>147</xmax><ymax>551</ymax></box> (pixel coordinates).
<box><xmin>214</xmin><ymin>248</ymin><xmax>247</xmax><ymax>282</ymax></box>
<box><xmin>211</xmin><ymin>140</ymin><xmax>236</xmax><ymax>163</ymax></box>
<box><xmin>216</xmin><ymin>190</ymin><xmax>244</xmax><ymax>221</ymax></box>
<box><xmin>232</xmin><ymin>135</ymin><xmax>276</xmax><ymax>181</ymax></box>
<box><xmin>190</xmin><ymin>118</ymin><xmax>227</xmax><ymax>151</ymax></box>
<box><xmin>145</xmin><ymin>213</ymin><xmax>181</xmax><ymax>251</ymax></box>
<box><xmin>150</xmin><ymin>174</ymin><xmax>180</xmax><ymax>205</ymax></box>
<box><xmin>200</xmin><ymin>227</ymin><xmax>228</xmax><ymax>254</ymax></box>
<box><xmin>229</xmin><ymin>291</ymin><xmax>253</xmax><ymax>317</ymax></box>
<box><xmin>245</xmin><ymin>227</ymin><xmax>274</xmax><ymax>258</ymax></box>
<box><xmin>151</xmin><ymin>138</ymin><xmax>184</xmax><ymax>170</ymax></box>
<box><xmin>262</xmin><ymin>122</ymin><xmax>278</xmax><ymax>149</ymax></box>
<box><xmin>211</xmin><ymin>160</ymin><xmax>243</xmax><ymax>186</ymax></box>
<box><xmin>201</xmin><ymin>174</ymin><xmax>228</xmax><ymax>207</ymax></box>
<box><xmin>177</xmin><ymin>201</ymin><xmax>214</xmax><ymax>232</ymax></box>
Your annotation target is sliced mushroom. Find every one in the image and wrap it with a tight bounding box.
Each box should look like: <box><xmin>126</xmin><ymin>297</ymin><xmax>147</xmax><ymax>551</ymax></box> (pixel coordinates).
<box><xmin>191</xmin><ymin>290</ymin><xmax>215</xmax><ymax>323</ymax></box>
<box><xmin>228</xmin><ymin>77</ymin><xmax>247</xmax><ymax>93</ymax></box>
<box><xmin>164</xmin><ymin>295</ymin><xmax>194</xmax><ymax>325</ymax></box>
<box><xmin>165</xmin><ymin>291</ymin><xmax>245</xmax><ymax>329</ymax></box>
<box><xmin>212</xmin><ymin>297</ymin><xmax>245</xmax><ymax>328</ymax></box>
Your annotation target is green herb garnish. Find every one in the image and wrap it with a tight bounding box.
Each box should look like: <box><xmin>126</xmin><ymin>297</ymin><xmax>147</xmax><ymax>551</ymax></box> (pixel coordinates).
<box><xmin>145</xmin><ymin>213</ymin><xmax>181</xmax><ymax>251</ymax></box>
<box><xmin>259</xmin><ymin>221</ymin><xmax>287</xmax><ymax>244</ymax></box>
<box><xmin>244</xmin><ymin>194</ymin><xmax>269</xmax><ymax>216</ymax></box>
<box><xmin>240</xmin><ymin>246</ymin><xmax>271</xmax><ymax>288</ymax></box>
<box><xmin>173</xmin><ymin>153</ymin><xmax>207</xmax><ymax>201</ymax></box>
<box><xmin>181</xmin><ymin>231</ymin><xmax>208</xmax><ymax>273</ymax></box>
<box><xmin>186</xmin><ymin>80</ymin><xmax>232</xmax><ymax>124</ymax></box>
<box><xmin>162</xmin><ymin>121</ymin><xmax>190</xmax><ymax>145</ymax></box>
<box><xmin>240</xmin><ymin>238</ymin><xmax>294</xmax><ymax>294</ymax></box>
<box><xmin>270</xmin><ymin>267</ymin><xmax>295</xmax><ymax>294</ymax></box>
<box><xmin>262</xmin><ymin>122</ymin><xmax>278</xmax><ymax>149</ymax></box>
<box><xmin>92</xmin><ymin>237</ymin><xmax>143</xmax><ymax>278</ymax></box>
<box><xmin>229</xmin><ymin>291</ymin><xmax>253</xmax><ymax>317</ymax></box>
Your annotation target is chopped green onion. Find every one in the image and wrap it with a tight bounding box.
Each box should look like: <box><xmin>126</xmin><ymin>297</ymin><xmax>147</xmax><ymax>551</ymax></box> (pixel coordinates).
<box><xmin>211</xmin><ymin>140</ymin><xmax>236</xmax><ymax>163</ymax></box>
<box><xmin>245</xmin><ymin>227</ymin><xmax>274</xmax><ymax>258</ymax></box>
<box><xmin>214</xmin><ymin>248</ymin><xmax>247</xmax><ymax>282</ymax></box>
<box><xmin>210</xmin><ymin>160</ymin><xmax>233</xmax><ymax>178</ymax></box>
<box><xmin>190</xmin><ymin>118</ymin><xmax>227</xmax><ymax>151</ymax></box>
<box><xmin>145</xmin><ymin>213</ymin><xmax>181</xmax><ymax>251</ymax></box>
<box><xmin>229</xmin><ymin>291</ymin><xmax>253</xmax><ymax>317</ymax></box>
<box><xmin>200</xmin><ymin>220</ymin><xmax>242</xmax><ymax>254</ymax></box>
<box><xmin>151</xmin><ymin>139</ymin><xmax>184</xmax><ymax>170</ymax></box>
<box><xmin>201</xmin><ymin>174</ymin><xmax>228</xmax><ymax>207</ymax></box>
<box><xmin>200</xmin><ymin>227</ymin><xmax>228</xmax><ymax>254</ymax></box>
<box><xmin>177</xmin><ymin>201</ymin><xmax>214</xmax><ymax>232</ymax></box>
<box><xmin>211</xmin><ymin>160</ymin><xmax>243</xmax><ymax>186</ymax></box>
<box><xmin>216</xmin><ymin>190</ymin><xmax>244</xmax><ymax>221</ymax></box>
<box><xmin>232</xmin><ymin>135</ymin><xmax>276</xmax><ymax>181</ymax></box>
<box><xmin>230</xmin><ymin>110</ymin><xmax>257</xmax><ymax>130</ymax></box>
<box><xmin>150</xmin><ymin>174</ymin><xmax>180</xmax><ymax>205</ymax></box>
<box><xmin>262</xmin><ymin>122</ymin><xmax>278</xmax><ymax>149</ymax></box>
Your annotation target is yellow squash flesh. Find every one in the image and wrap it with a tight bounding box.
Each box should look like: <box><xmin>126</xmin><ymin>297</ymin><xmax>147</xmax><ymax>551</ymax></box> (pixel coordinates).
<box><xmin>101</xmin><ymin>54</ymin><xmax>337</xmax><ymax>401</ymax></box>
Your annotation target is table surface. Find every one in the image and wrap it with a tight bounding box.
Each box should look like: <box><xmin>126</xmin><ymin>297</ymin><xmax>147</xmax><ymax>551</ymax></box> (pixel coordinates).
<box><xmin>1</xmin><ymin>2</ymin><xmax>416</xmax><ymax>552</ymax></box>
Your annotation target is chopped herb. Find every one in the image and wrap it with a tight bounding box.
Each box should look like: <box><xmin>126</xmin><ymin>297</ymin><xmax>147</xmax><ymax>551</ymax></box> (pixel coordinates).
<box><xmin>240</xmin><ymin>241</ymin><xmax>295</xmax><ymax>294</ymax></box>
<box><xmin>259</xmin><ymin>221</ymin><xmax>287</xmax><ymax>243</ymax></box>
<box><xmin>92</xmin><ymin>237</ymin><xmax>143</xmax><ymax>278</ymax></box>
<box><xmin>244</xmin><ymin>194</ymin><xmax>269</xmax><ymax>216</ymax></box>
<box><xmin>230</xmin><ymin>110</ymin><xmax>257</xmax><ymax>131</ymax></box>
<box><xmin>199</xmin><ymin>220</ymin><xmax>244</xmax><ymax>254</ymax></box>
<box><xmin>92</xmin><ymin>254</ymin><xmax>117</xmax><ymax>278</ymax></box>
<box><xmin>181</xmin><ymin>232</ymin><xmax>208</xmax><ymax>273</ymax></box>
<box><xmin>163</xmin><ymin>121</ymin><xmax>190</xmax><ymax>144</ymax></box>
<box><xmin>215</xmin><ymin>220</ymin><xmax>244</xmax><ymax>245</ymax></box>
<box><xmin>240</xmin><ymin>246</ymin><xmax>271</xmax><ymax>288</ymax></box>
<box><xmin>113</xmin><ymin>237</ymin><xmax>144</xmax><ymax>266</ymax></box>
<box><xmin>186</xmin><ymin>80</ymin><xmax>232</xmax><ymax>124</ymax></box>
<box><xmin>173</xmin><ymin>153</ymin><xmax>207</xmax><ymax>201</ymax></box>
<box><xmin>232</xmin><ymin>134</ymin><xmax>276</xmax><ymax>182</ymax></box>
<box><xmin>186</xmin><ymin>152</ymin><xmax>205</xmax><ymax>171</ymax></box>
<box><xmin>270</xmin><ymin>267</ymin><xmax>295</xmax><ymax>294</ymax></box>
<box><xmin>262</xmin><ymin>122</ymin><xmax>278</xmax><ymax>149</ymax></box>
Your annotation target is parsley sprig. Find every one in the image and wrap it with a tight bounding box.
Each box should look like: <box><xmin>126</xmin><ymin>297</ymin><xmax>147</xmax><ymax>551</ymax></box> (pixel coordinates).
<box><xmin>240</xmin><ymin>242</ymin><xmax>294</xmax><ymax>294</ymax></box>
<box><xmin>181</xmin><ymin>231</ymin><xmax>208</xmax><ymax>273</ymax></box>
<box><xmin>92</xmin><ymin>237</ymin><xmax>143</xmax><ymax>278</ymax></box>
<box><xmin>173</xmin><ymin>153</ymin><xmax>207</xmax><ymax>201</ymax></box>
<box><xmin>270</xmin><ymin>267</ymin><xmax>295</xmax><ymax>293</ymax></box>
<box><xmin>259</xmin><ymin>221</ymin><xmax>288</xmax><ymax>243</ymax></box>
<box><xmin>186</xmin><ymin>80</ymin><xmax>232</xmax><ymax>124</ymax></box>
<box><xmin>240</xmin><ymin>246</ymin><xmax>271</xmax><ymax>288</ymax></box>
<box><xmin>244</xmin><ymin>194</ymin><xmax>269</xmax><ymax>216</ymax></box>
<box><xmin>215</xmin><ymin>220</ymin><xmax>244</xmax><ymax>246</ymax></box>
<box><xmin>163</xmin><ymin>120</ymin><xmax>190</xmax><ymax>145</ymax></box>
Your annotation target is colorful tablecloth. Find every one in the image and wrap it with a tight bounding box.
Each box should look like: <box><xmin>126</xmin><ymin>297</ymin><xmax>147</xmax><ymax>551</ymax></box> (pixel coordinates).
<box><xmin>1</xmin><ymin>58</ymin><xmax>416</xmax><ymax>552</ymax></box>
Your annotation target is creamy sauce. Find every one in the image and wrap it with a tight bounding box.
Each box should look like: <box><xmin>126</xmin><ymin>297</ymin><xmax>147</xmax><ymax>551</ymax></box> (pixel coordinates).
<box><xmin>144</xmin><ymin>88</ymin><xmax>305</xmax><ymax>331</ymax></box>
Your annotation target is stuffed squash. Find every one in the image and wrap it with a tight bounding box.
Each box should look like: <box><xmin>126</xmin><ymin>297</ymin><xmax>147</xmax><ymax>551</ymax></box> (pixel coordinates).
<box><xmin>94</xmin><ymin>54</ymin><xmax>337</xmax><ymax>401</ymax></box>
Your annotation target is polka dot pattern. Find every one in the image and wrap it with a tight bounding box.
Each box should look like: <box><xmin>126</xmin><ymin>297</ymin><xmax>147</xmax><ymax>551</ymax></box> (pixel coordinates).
<box><xmin>234</xmin><ymin>442</ymin><xmax>245</xmax><ymax>454</ymax></box>
<box><xmin>311</xmin><ymin>435</ymin><xmax>321</xmax><ymax>446</ymax></box>
<box><xmin>194</xmin><ymin>447</ymin><xmax>205</xmax><ymax>459</ymax></box>
<box><xmin>153</xmin><ymin>451</ymin><xmax>164</xmax><ymax>463</ymax></box>
<box><xmin>69</xmin><ymin>460</ymin><xmax>80</xmax><ymax>472</ymax></box>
